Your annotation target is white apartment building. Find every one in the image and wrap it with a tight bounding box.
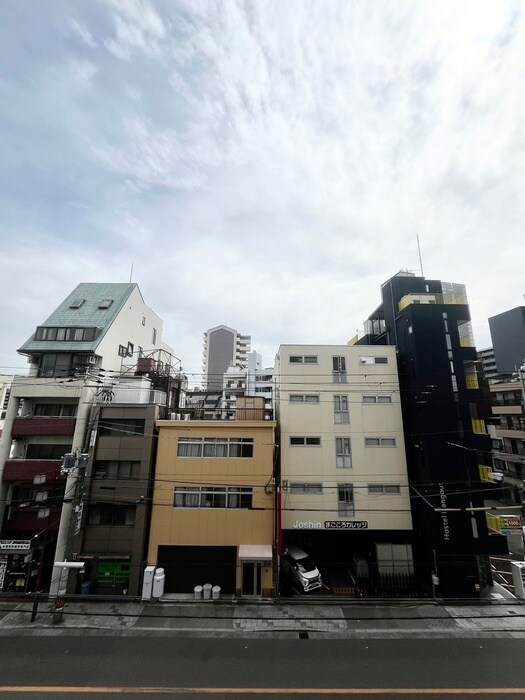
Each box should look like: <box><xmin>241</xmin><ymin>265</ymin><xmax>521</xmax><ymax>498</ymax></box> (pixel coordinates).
<box><xmin>223</xmin><ymin>352</ymin><xmax>273</xmax><ymax>420</ymax></box>
<box><xmin>202</xmin><ymin>325</ymin><xmax>251</xmax><ymax>391</ymax></box>
<box><xmin>275</xmin><ymin>345</ymin><xmax>413</xmax><ymax>577</ymax></box>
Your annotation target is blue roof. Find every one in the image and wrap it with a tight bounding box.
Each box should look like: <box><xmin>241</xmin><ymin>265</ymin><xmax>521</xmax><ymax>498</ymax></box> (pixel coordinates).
<box><xmin>18</xmin><ymin>283</ymin><xmax>139</xmax><ymax>355</ymax></box>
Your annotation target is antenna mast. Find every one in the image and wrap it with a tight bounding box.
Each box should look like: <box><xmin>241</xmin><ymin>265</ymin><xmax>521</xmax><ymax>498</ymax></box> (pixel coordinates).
<box><xmin>416</xmin><ymin>235</ymin><xmax>424</xmax><ymax>277</ymax></box>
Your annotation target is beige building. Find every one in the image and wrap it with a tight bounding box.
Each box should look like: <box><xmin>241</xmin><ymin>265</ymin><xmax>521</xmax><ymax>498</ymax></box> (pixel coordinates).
<box><xmin>148</xmin><ymin>416</ymin><xmax>276</xmax><ymax>597</ymax></box>
<box><xmin>275</xmin><ymin>345</ymin><xmax>412</xmax><ymax>575</ymax></box>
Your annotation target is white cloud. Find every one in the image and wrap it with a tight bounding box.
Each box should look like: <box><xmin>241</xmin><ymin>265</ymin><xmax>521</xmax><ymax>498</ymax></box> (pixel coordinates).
<box><xmin>67</xmin><ymin>18</ymin><xmax>97</xmax><ymax>48</ymax></box>
<box><xmin>1</xmin><ymin>0</ymin><xmax>525</xmax><ymax>377</ymax></box>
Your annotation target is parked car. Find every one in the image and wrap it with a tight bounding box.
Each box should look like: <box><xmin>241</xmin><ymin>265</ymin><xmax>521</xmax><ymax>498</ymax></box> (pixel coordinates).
<box><xmin>281</xmin><ymin>546</ymin><xmax>322</xmax><ymax>593</ymax></box>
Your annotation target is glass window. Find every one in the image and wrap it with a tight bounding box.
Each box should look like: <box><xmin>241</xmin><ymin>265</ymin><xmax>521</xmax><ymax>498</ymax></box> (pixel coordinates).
<box><xmin>337</xmin><ymin>484</ymin><xmax>355</xmax><ymax>516</ymax></box>
<box><xmin>334</xmin><ymin>395</ymin><xmax>349</xmax><ymax>423</ymax></box>
<box><xmin>336</xmin><ymin>437</ymin><xmax>352</xmax><ymax>468</ymax></box>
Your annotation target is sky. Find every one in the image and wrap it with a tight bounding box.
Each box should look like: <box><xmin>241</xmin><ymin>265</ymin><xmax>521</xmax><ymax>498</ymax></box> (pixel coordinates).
<box><xmin>1</xmin><ymin>0</ymin><xmax>524</xmax><ymax>384</ymax></box>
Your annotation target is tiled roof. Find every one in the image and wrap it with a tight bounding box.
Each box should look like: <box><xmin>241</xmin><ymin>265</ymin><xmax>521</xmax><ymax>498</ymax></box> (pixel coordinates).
<box><xmin>18</xmin><ymin>283</ymin><xmax>138</xmax><ymax>355</ymax></box>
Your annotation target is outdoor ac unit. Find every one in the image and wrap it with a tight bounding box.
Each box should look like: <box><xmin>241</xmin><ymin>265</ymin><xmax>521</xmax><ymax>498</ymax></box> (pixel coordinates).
<box><xmin>183</xmin><ymin>414</ymin><xmax>191</xmax><ymax>420</ymax></box>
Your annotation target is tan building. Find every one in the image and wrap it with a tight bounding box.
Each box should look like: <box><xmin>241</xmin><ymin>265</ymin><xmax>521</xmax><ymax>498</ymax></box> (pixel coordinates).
<box><xmin>275</xmin><ymin>345</ymin><xmax>413</xmax><ymax>581</ymax></box>
<box><xmin>148</xmin><ymin>417</ymin><xmax>276</xmax><ymax>597</ymax></box>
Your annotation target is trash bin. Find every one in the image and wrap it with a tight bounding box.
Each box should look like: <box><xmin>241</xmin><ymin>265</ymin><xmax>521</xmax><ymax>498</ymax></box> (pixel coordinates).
<box><xmin>202</xmin><ymin>583</ymin><xmax>212</xmax><ymax>599</ymax></box>
<box><xmin>152</xmin><ymin>567</ymin><xmax>165</xmax><ymax>598</ymax></box>
<box><xmin>194</xmin><ymin>585</ymin><xmax>203</xmax><ymax>600</ymax></box>
<box><xmin>81</xmin><ymin>581</ymin><xmax>92</xmax><ymax>595</ymax></box>
<box><xmin>212</xmin><ymin>585</ymin><xmax>220</xmax><ymax>600</ymax></box>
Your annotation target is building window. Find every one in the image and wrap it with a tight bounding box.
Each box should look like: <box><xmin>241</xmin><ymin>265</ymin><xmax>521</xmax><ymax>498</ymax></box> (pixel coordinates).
<box><xmin>289</xmin><ymin>394</ymin><xmax>320</xmax><ymax>403</ymax></box>
<box><xmin>174</xmin><ymin>485</ymin><xmax>253</xmax><ymax>509</ymax></box>
<box><xmin>337</xmin><ymin>484</ymin><xmax>355</xmax><ymax>516</ymax></box>
<box><xmin>177</xmin><ymin>437</ymin><xmax>254</xmax><ymax>458</ymax></box>
<box><xmin>367</xmin><ymin>484</ymin><xmax>401</xmax><ymax>494</ymax></box>
<box><xmin>88</xmin><ymin>504</ymin><xmax>136</xmax><ymax>525</ymax></box>
<box><xmin>93</xmin><ymin>461</ymin><xmax>141</xmax><ymax>480</ymax></box>
<box><xmin>360</xmin><ymin>356</ymin><xmax>389</xmax><ymax>365</ymax></box>
<box><xmin>335</xmin><ymin>437</ymin><xmax>352</xmax><ymax>468</ymax></box>
<box><xmin>142</xmin><ymin>316</ymin><xmax>146</xmax><ymax>326</ymax></box>
<box><xmin>98</xmin><ymin>419</ymin><xmax>145</xmax><ymax>437</ymax></box>
<box><xmin>365</xmin><ymin>437</ymin><xmax>396</xmax><ymax>447</ymax></box>
<box><xmin>34</xmin><ymin>403</ymin><xmax>77</xmax><ymax>417</ymax></box>
<box><xmin>289</xmin><ymin>355</ymin><xmax>318</xmax><ymax>364</ymax></box>
<box><xmin>35</xmin><ymin>326</ymin><xmax>101</xmax><ymax>342</ymax></box>
<box><xmin>69</xmin><ymin>299</ymin><xmax>85</xmax><ymax>309</ymax></box>
<box><xmin>26</xmin><ymin>444</ymin><xmax>72</xmax><ymax>460</ymax></box>
<box><xmin>152</xmin><ymin>328</ymin><xmax>157</xmax><ymax>345</ymax></box>
<box><xmin>98</xmin><ymin>299</ymin><xmax>113</xmax><ymax>309</ymax></box>
<box><xmin>334</xmin><ymin>395</ymin><xmax>349</xmax><ymax>423</ymax></box>
<box><xmin>362</xmin><ymin>395</ymin><xmax>392</xmax><ymax>404</ymax></box>
<box><xmin>333</xmin><ymin>356</ymin><xmax>347</xmax><ymax>383</ymax></box>
<box><xmin>289</xmin><ymin>483</ymin><xmax>323</xmax><ymax>494</ymax></box>
<box><xmin>290</xmin><ymin>436</ymin><xmax>321</xmax><ymax>446</ymax></box>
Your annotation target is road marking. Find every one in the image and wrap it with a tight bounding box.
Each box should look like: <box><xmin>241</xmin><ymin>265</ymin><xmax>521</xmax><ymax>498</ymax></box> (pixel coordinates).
<box><xmin>1</xmin><ymin>688</ymin><xmax>525</xmax><ymax>695</ymax></box>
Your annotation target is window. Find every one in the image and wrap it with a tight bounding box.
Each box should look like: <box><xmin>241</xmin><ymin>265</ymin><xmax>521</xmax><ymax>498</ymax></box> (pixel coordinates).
<box><xmin>333</xmin><ymin>356</ymin><xmax>347</xmax><ymax>383</ymax></box>
<box><xmin>35</xmin><ymin>326</ymin><xmax>100</xmax><ymax>342</ymax></box>
<box><xmin>26</xmin><ymin>444</ymin><xmax>72</xmax><ymax>460</ymax></box>
<box><xmin>93</xmin><ymin>461</ymin><xmax>141</xmax><ymax>480</ymax></box>
<box><xmin>34</xmin><ymin>403</ymin><xmax>77</xmax><ymax>417</ymax></box>
<box><xmin>338</xmin><ymin>484</ymin><xmax>355</xmax><ymax>516</ymax></box>
<box><xmin>176</xmin><ymin>437</ymin><xmax>254</xmax><ymax>458</ymax></box>
<box><xmin>334</xmin><ymin>395</ymin><xmax>349</xmax><ymax>423</ymax></box>
<box><xmin>289</xmin><ymin>394</ymin><xmax>320</xmax><ymax>403</ymax></box>
<box><xmin>290</xmin><ymin>436</ymin><xmax>321</xmax><ymax>446</ymax></box>
<box><xmin>360</xmin><ymin>356</ymin><xmax>388</xmax><ymax>365</ymax></box>
<box><xmin>363</xmin><ymin>395</ymin><xmax>392</xmax><ymax>404</ymax></box>
<box><xmin>98</xmin><ymin>419</ymin><xmax>145</xmax><ymax>437</ymax></box>
<box><xmin>142</xmin><ymin>316</ymin><xmax>146</xmax><ymax>326</ymax></box>
<box><xmin>118</xmin><ymin>345</ymin><xmax>127</xmax><ymax>357</ymax></box>
<box><xmin>336</xmin><ymin>437</ymin><xmax>352</xmax><ymax>468</ymax></box>
<box><xmin>98</xmin><ymin>299</ymin><xmax>113</xmax><ymax>309</ymax></box>
<box><xmin>367</xmin><ymin>484</ymin><xmax>401</xmax><ymax>495</ymax></box>
<box><xmin>289</xmin><ymin>355</ymin><xmax>318</xmax><ymax>364</ymax></box>
<box><xmin>174</xmin><ymin>486</ymin><xmax>253</xmax><ymax>509</ymax></box>
<box><xmin>365</xmin><ymin>437</ymin><xmax>396</xmax><ymax>447</ymax></box>
<box><xmin>88</xmin><ymin>504</ymin><xmax>136</xmax><ymax>526</ymax></box>
<box><xmin>69</xmin><ymin>299</ymin><xmax>85</xmax><ymax>309</ymax></box>
<box><xmin>289</xmin><ymin>483</ymin><xmax>323</xmax><ymax>494</ymax></box>
<box><xmin>152</xmin><ymin>328</ymin><xmax>157</xmax><ymax>345</ymax></box>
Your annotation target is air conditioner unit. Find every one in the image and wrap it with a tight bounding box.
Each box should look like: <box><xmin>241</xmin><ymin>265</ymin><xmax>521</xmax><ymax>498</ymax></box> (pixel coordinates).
<box><xmin>182</xmin><ymin>414</ymin><xmax>191</xmax><ymax>420</ymax></box>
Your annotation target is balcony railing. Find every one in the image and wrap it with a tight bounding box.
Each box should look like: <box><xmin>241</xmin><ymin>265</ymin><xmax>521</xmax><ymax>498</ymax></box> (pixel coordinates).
<box><xmin>2</xmin><ymin>460</ymin><xmax>66</xmax><ymax>483</ymax></box>
<box><xmin>11</xmin><ymin>417</ymin><xmax>76</xmax><ymax>437</ymax></box>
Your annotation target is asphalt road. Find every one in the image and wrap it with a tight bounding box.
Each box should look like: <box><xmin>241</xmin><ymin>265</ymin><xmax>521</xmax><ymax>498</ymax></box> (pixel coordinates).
<box><xmin>0</xmin><ymin>636</ymin><xmax>524</xmax><ymax>699</ymax></box>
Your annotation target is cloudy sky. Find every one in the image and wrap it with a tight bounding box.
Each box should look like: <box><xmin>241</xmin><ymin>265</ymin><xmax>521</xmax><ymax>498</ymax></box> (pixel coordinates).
<box><xmin>1</xmin><ymin>0</ymin><xmax>524</xmax><ymax>382</ymax></box>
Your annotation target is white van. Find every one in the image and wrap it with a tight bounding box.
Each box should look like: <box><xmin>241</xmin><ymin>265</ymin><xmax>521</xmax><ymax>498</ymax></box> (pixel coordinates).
<box><xmin>281</xmin><ymin>546</ymin><xmax>322</xmax><ymax>593</ymax></box>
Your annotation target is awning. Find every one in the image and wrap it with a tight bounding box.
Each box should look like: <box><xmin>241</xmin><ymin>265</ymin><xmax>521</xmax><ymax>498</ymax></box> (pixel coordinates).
<box><xmin>238</xmin><ymin>545</ymin><xmax>273</xmax><ymax>561</ymax></box>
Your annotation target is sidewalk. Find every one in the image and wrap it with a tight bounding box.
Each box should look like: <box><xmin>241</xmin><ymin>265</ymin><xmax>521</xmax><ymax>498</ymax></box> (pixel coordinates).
<box><xmin>0</xmin><ymin>590</ymin><xmax>524</xmax><ymax>639</ymax></box>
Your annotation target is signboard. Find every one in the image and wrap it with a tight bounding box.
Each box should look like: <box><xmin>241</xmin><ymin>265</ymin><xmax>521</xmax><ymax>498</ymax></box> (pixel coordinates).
<box><xmin>0</xmin><ymin>540</ymin><xmax>31</xmax><ymax>552</ymax></box>
<box><xmin>499</xmin><ymin>515</ymin><xmax>522</xmax><ymax>536</ymax></box>
<box><xmin>324</xmin><ymin>521</ymin><xmax>368</xmax><ymax>530</ymax></box>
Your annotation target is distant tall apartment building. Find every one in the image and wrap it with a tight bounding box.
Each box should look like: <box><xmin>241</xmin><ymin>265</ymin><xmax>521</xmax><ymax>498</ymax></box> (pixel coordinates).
<box><xmin>488</xmin><ymin>306</ymin><xmax>525</xmax><ymax>375</ymax></box>
<box><xmin>202</xmin><ymin>326</ymin><xmax>251</xmax><ymax>390</ymax></box>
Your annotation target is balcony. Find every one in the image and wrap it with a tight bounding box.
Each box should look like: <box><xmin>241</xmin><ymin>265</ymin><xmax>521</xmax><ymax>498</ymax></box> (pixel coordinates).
<box><xmin>5</xmin><ymin>506</ymin><xmax>61</xmax><ymax>533</ymax></box>
<box><xmin>3</xmin><ymin>460</ymin><xmax>66</xmax><ymax>483</ymax></box>
<box><xmin>11</xmin><ymin>417</ymin><xmax>76</xmax><ymax>437</ymax></box>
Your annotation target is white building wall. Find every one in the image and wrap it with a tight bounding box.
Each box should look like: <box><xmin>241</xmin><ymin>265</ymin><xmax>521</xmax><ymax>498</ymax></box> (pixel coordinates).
<box><xmin>275</xmin><ymin>345</ymin><xmax>412</xmax><ymax>533</ymax></box>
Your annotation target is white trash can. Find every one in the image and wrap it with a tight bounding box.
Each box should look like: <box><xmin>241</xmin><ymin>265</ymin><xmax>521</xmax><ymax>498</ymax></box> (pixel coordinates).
<box><xmin>194</xmin><ymin>585</ymin><xmax>203</xmax><ymax>600</ymax></box>
<box><xmin>203</xmin><ymin>583</ymin><xmax>212</xmax><ymax>599</ymax></box>
<box><xmin>212</xmin><ymin>585</ymin><xmax>221</xmax><ymax>600</ymax></box>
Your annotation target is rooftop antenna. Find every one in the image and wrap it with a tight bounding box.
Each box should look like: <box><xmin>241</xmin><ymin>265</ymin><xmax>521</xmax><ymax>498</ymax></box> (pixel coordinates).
<box><xmin>129</xmin><ymin>262</ymin><xmax>134</xmax><ymax>283</ymax></box>
<box><xmin>416</xmin><ymin>234</ymin><xmax>424</xmax><ymax>277</ymax></box>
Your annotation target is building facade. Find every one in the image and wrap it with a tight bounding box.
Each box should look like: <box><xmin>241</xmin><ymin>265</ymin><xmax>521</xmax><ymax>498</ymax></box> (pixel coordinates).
<box><xmin>275</xmin><ymin>345</ymin><xmax>414</xmax><ymax>593</ymax></box>
<box><xmin>147</xmin><ymin>417</ymin><xmax>276</xmax><ymax>597</ymax></box>
<box><xmin>0</xmin><ymin>283</ymin><xmax>173</xmax><ymax>594</ymax></box>
<box><xmin>202</xmin><ymin>326</ymin><xmax>251</xmax><ymax>391</ymax></box>
<box><xmin>490</xmin><ymin>378</ymin><xmax>525</xmax><ymax>506</ymax></box>
<box><xmin>488</xmin><ymin>306</ymin><xmax>525</xmax><ymax>376</ymax></box>
<box><xmin>223</xmin><ymin>351</ymin><xmax>273</xmax><ymax>420</ymax></box>
<box><xmin>358</xmin><ymin>272</ymin><xmax>507</xmax><ymax>597</ymax></box>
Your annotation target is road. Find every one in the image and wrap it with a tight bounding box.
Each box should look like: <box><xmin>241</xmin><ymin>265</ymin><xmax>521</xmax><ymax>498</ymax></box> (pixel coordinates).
<box><xmin>0</xmin><ymin>636</ymin><xmax>524</xmax><ymax>698</ymax></box>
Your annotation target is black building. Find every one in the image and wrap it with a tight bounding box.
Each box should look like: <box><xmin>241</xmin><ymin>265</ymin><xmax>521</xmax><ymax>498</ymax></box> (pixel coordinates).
<box><xmin>358</xmin><ymin>272</ymin><xmax>507</xmax><ymax>597</ymax></box>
